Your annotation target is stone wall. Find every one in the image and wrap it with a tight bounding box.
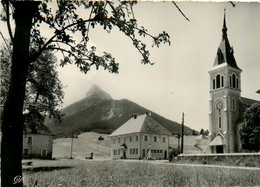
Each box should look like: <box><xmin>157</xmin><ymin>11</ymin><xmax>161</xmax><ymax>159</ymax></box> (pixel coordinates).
<box><xmin>176</xmin><ymin>153</ymin><xmax>260</xmax><ymax>167</ymax></box>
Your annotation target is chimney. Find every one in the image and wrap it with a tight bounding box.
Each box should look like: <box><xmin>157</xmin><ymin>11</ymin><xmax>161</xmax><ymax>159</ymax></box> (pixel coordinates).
<box><xmin>132</xmin><ymin>114</ymin><xmax>138</xmax><ymax>119</ymax></box>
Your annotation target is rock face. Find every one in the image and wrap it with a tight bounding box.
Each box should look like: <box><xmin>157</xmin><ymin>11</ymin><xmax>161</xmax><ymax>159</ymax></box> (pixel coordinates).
<box><xmin>48</xmin><ymin>85</ymin><xmax>194</xmax><ymax>138</ymax></box>
<box><xmin>86</xmin><ymin>85</ymin><xmax>112</xmax><ymax>100</ymax></box>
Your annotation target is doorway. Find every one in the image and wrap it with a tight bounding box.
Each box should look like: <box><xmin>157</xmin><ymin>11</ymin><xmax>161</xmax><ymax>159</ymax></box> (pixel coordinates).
<box><xmin>143</xmin><ymin>149</ymin><xmax>145</xmax><ymax>158</ymax></box>
<box><xmin>216</xmin><ymin>145</ymin><xmax>223</xmax><ymax>153</ymax></box>
<box><xmin>164</xmin><ymin>150</ymin><xmax>167</xmax><ymax>159</ymax></box>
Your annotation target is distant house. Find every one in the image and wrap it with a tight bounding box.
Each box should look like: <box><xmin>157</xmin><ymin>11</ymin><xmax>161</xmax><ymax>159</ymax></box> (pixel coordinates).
<box><xmin>23</xmin><ymin>133</ymin><xmax>54</xmax><ymax>159</ymax></box>
<box><xmin>169</xmin><ymin>135</ymin><xmax>210</xmax><ymax>154</ymax></box>
<box><xmin>109</xmin><ymin>113</ymin><xmax>172</xmax><ymax>160</ymax></box>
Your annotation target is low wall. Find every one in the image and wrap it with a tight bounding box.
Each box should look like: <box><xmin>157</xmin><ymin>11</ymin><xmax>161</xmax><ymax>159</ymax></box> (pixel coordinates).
<box><xmin>176</xmin><ymin>153</ymin><xmax>260</xmax><ymax>167</ymax></box>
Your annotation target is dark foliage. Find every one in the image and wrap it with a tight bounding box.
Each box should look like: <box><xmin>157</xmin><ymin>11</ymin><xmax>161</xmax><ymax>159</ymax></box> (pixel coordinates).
<box><xmin>240</xmin><ymin>103</ymin><xmax>260</xmax><ymax>152</ymax></box>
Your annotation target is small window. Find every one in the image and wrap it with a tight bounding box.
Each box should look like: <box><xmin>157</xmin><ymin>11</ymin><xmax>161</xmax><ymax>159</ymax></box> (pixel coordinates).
<box><xmin>154</xmin><ymin>136</ymin><xmax>157</xmax><ymax>142</ymax></box>
<box><xmin>136</xmin><ymin>148</ymin><xmax>138</xmax><ymax>155</ymax></box>
<box><xmin>124</xmin><ymin>137</ymin><xmax>126</xmax><ymax>142</ymax></box>
<box><xmin>133</xmin><ymin>149</ymin><xmax>135</xmax><ymax>154</ymax></box>
<box><xmin>118</xmin><ymin>138</ymin><xmax>120</xmax><ymax>143</ymax></box>
<box><xmin>27</xmin><ymin>137</ymin><xmax>32</xmax><ymax>144</ymax></box>
<box><xmin>230</xmin><ymin>76</ymin><xmax>232</xmax><ymax>87</ymax></box>
<box><xmin>136</xmin><ymin>135</ymin><xmax>138</xmax><ymax>141</ymax></box>
<box><xmin>236</xmin><ymin>78</ymin><xmax>239</xmax><ymax>89</ymax></box>
<box><xmin>144</xmin><ymin>136</ymin><xmax>148</xmax><ymax>141</ymax></box>
<box><xmin>41</xmin><ymin>148</ymin><xmax>48</xmax><ymax>157</ymax></box>
<box><xmin>157</xmin><ymin>150</ymin><xmax>160</xmax><ymax>153</ymax></box>
<box><xmin>221</xmin><ymin>76</ymin><xmax>224</xmax><ymax>87</ymax></box>
<box><xmin>219</xmin><ymin>116</ymin><xmax>222</xmax><ymax>128</ymax></box>
<box><xmin>113</xmin><ymin>139</ymin><xmax>115</xmax><ymax>144</ymax></box>
<box><xmin>129</xmin><ymin>136</ymin><xmax>132</xmax><ymax>142</ymax></box>
<box><xmin>213</xmin><ymin>79</ymin><xmax>216</xmax><ymax>89</ymax></box>
<box><xmin>162</xmin><ymin>137</ymin><xmax>166</xmax><ymax>143</ymax></box>
<box><xmin>24</xmin><ymin>149</ymin><xmax>29</xmax><ymax>155</ymax></box>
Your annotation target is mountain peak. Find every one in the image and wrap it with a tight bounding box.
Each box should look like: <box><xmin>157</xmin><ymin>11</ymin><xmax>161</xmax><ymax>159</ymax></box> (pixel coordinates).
<box><xmin>86</xmin><ymin>85</ymin><xmax>112</xmax><ymax>100</ymax></box>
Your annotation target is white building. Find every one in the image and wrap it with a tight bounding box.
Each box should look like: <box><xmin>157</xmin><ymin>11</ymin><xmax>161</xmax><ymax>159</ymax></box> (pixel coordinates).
<box><xmin>109</xmin><ymin>113</ymin><xmax>172</xmax><ymax>160</ymax></box>
<box><xmin>23</xmin><ymin>133</ymin><xmax>54</xmax><ymax>159</ymax></box>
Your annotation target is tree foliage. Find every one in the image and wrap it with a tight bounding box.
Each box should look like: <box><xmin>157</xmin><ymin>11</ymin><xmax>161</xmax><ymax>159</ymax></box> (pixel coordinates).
<box><xmin>0</xmin><ymin>44</ymin><xmax>64</xmax><ymax>134</ymax></box>
<box><xmin>240</xmin><ymin>103</ymin><xmax>260</xmax><ymax>152</ymax></box>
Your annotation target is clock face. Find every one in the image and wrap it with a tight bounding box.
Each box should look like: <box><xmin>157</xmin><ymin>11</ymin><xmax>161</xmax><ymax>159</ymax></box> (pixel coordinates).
<box><xmin>216</xmin><ymin>102</ymin><xmax>223</xmax><ymax>109</ymax></box>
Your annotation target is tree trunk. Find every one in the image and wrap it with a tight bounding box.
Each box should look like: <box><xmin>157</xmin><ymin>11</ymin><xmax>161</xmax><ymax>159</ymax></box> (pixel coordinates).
<box><xmin>1</xmin><ymin>2</ymin><xmax>39</xmax><ymax>187</ymax></box>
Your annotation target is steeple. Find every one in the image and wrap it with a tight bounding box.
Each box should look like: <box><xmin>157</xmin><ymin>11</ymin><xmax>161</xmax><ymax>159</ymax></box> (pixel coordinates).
<box><xmin>222</xmin><ymin>9</ymin><xmax>227</xmax><ymax>39</ymax></box>
<box><xmin>213</xmin><ymin>10</ymin><xmax>240</xmax><ymax>69</ymax></box>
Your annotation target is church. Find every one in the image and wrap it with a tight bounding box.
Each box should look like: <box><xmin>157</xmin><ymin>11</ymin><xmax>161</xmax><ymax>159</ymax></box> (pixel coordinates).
<box><xmin>208</xmin><ymin>12</ymin><xmax>259</xmax><ymax>153</ymax></box>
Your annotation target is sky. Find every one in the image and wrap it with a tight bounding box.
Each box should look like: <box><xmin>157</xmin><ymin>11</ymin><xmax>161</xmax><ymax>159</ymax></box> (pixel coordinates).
<box><xmin>1</xmin><ymin>1</ymin><xmax>260</xmax><ymax>131</ymax></box>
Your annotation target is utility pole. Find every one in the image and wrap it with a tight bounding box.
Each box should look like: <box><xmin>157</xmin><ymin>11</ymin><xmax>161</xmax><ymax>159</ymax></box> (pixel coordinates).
<box><xmin>70</xmin><ymin>134</ymin><xmax>78</xmax><ymax>159</ymax></box>
<box><xmin>181</xmin><ymin>112</ymin><xmax>184</xmax><ymax>154</ymax></box>
<box><xmin>70</xmin><ymin>136</ymin><xmax>74</xmax><ymax>159</ymax></box>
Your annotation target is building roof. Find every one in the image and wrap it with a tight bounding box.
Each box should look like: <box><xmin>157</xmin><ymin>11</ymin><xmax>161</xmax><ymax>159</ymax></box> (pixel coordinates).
<box><xmin>109</xmin><ymin>114</ymin><xmax>172</xmax><ymax>137</ymax></box>
<box><xmin>209</xmin><ymin>134</ymin><xmax>225</xmax><ymax>146</ymax></box>
<box><xmin>213</xmin><ymin>12</ymin><xmax>240</xmax><ymax>70</ymax></box>
<box><xmin>240</xmin><ymin>97</ymin><xmax>260</xmax><ymax>107</ymax></box>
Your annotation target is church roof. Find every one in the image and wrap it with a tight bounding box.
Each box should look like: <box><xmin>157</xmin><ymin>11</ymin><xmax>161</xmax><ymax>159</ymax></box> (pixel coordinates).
<box><xmin>213</xmin><ymin>12</ymin><xmax>240</xmax><ymax>70</ymax></box>
<box><xmin>240</xmin><ymin>97</ymin><xmax>260</xmax><ymax>107</ymax></box>
<box><xmin>109</xmin><ymin>114</ymin><xmax>172</xmax><ymax>137</ymax></box>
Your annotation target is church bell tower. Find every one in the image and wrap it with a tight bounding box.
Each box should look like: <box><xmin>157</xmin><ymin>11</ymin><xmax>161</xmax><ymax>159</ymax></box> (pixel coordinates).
<box><xmin>208</xmin><ymin>11</ymin><xmax>242</xmax><ymax>153</ymax></box>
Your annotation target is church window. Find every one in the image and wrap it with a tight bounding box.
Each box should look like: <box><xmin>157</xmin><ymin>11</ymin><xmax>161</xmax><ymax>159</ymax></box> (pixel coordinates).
<box><xmin>232</xmin><ymin>98</ymin><xmax>236</xmax><ymax>110</ymax></box>
<box><xmin>216</xmin><ymin>74</ymin><xmax>220</xmax><ymax>88</ymax></box>
<box><xmin>230</xmin><ymin>76</ymin><xmax>232</xmax><ymax>87</ymax></box>
<box><xmin>218</xmin><ymin>116</ymin><xmax>222</xmax><ymax>128</ymax></box>
<box><xmin>232</xmin><ymin>74</ymin><xmax>236</xmax><ymax>88</ymax></box>
<box><xmin>213</xmin><ymin>79</ymin><xmax>215</xmax><ymax>89</ymax></box>
<box><xmin>236</xmin><ymin>78</ymin><xmax>239</xmax><ymax>89</ymax></box>
<box><xmin>221</xmin><ymin>76</ymin><xmax>224</xmax><ymax>87</ymax></box>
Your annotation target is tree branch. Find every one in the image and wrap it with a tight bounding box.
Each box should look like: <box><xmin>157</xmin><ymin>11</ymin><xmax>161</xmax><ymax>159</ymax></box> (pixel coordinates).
<box><xmin>30</xmin><ymin>18</ymin><xmax>96</xmax><ymax>62</ymax></box>
<box><xmin>2</xmin><ymin>0</ymin><xmax>14</xmax><ymax>42</ymax></box>
<box><xmin>172</xmin><ymin>1</ymin><xmax>190</xmax><ymax>22</ymax></box>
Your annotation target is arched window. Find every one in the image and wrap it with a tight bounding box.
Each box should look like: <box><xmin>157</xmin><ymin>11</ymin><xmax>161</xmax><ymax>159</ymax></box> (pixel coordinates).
<box><xmin>216</xmin><ymin>74</ymin><xmax>220</xmax><ymax>88</ymax></box>
<box><xmin>218</xmin><ymin>116</ymin><xmax>222</xmax><ymax>128</ymax></box>
<box><xmin>236</xmin><ymin>78</ymin><xmax>239</xmax><ymax>89</ymax></box>
<box><xmin>230</xmin><ymin>75</ymin><xmax>232</xmax><ymax>87</ymax></box>
<box><xmin>232</xmin><ymin>98</ymin><xmax>235</xmax><ymax>110</ymax></box>
<box><xmin>232</xmin><ymin>74</ymin><xmax>236</xmax><ymax>88</ymax></box>
<box><xmin>213</xmin><ymin>79</ymin><xmax>215</xmax><ymax>89</ymax></box>
<box><xmin>221</xmin><ymin>76</ymin><xmax>224</xmax><ymax>87</ymax></box>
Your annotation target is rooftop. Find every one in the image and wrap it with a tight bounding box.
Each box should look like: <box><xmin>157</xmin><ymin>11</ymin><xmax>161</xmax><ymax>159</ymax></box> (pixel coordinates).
<box><xmin>109</xmin><ymin>114</ymin><xmax>172</xmax><ymax>137</ymax></box>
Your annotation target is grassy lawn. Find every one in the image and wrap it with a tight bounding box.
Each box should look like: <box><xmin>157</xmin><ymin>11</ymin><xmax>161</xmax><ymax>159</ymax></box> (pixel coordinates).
<box><xmin>22</xmin><ymin>159</ymin><xmax>260</xmax><ymax>187</ymax></box>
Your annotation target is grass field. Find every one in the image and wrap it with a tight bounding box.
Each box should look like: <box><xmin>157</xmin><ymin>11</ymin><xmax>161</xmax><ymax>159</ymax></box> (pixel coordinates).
<box><xmin>23</xmin><ymin>159</ymin><xmax>260</xmax><ymax>187</ymax></box>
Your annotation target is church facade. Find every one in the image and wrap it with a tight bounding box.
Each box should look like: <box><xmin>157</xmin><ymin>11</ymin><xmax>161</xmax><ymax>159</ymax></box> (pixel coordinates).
<box><xmin>208</xmin><ymin>13</ymin><xmax>259</xmax><ymax>153</ymax></box>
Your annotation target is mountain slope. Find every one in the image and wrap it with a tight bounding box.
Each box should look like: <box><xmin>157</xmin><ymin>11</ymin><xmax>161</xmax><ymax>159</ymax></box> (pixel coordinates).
<box><xmin>48</xmin><ymin>85</ymin><xmax>194</xmax><ymax>137</ymax></box>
